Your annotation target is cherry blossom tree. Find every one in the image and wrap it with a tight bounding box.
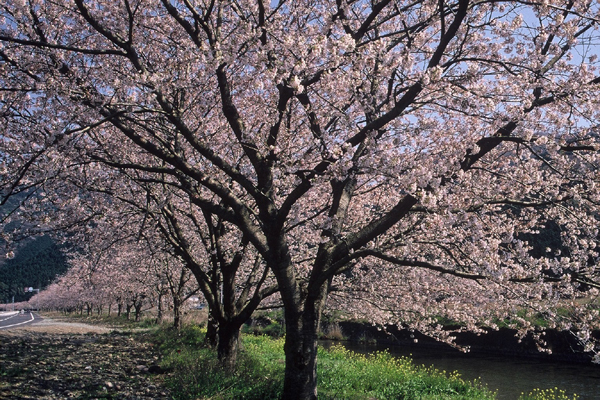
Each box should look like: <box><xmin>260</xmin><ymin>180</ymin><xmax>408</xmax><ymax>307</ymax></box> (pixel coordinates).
<box><xmin>6</xmin><ymin>147</ymin><xmax>278</xmax><ymax>366</ymax></box>
<box><xmin>128</xmin><ymin>182</ymin><xmax>279</xmax><ymax>364</ymax></box>
<box><xmin>2</xmin><ymin>1</ymin><xmax>600</xmax><ymax>399</ymax></box>
<box><xmin>150</xmin><ymin>251</ymin><xmax>200</xmax><ymax>330</ymax></box>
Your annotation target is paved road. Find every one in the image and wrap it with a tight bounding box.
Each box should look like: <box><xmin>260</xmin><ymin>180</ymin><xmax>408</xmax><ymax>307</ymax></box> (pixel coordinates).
<box><xmin>0</xmin><ymin>311</ymin><xmax>40</xmax><ymax>330</ymax></box>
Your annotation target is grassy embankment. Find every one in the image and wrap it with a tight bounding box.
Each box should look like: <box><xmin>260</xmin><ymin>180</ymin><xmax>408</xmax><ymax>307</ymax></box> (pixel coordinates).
<box><xmin>151</xmin><ymin>324</ymin><xmax>578</xmax><ymax>400</ymax></box>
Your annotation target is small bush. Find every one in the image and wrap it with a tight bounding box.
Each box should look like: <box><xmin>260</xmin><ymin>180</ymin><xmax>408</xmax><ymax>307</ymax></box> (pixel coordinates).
<box><xmin>519</xmin><ymin>387</ymin><xmax>579</xmax><ymax>400</ymax></box>
<box><xmin>320</xmin><ymin>322</ymin><xmax>346</xmax><ymax>341</ymax></box>
<box><xmin>242</xmin><ymin>310</ymin><xmax>285</xmax><ymax>338</ymax></box>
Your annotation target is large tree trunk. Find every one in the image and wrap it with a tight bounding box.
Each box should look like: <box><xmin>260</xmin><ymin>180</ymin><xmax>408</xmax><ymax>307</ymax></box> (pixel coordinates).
<box><xmin>282</xmin><ymin>309</ymin><xmax>320</xmax><ymax>400</ymax></box>
<box><xmin>281</xmin><ymin>282</ymin><xmax>328</xmax><ymax>400</ymax></box>
<box><xmin>216</xmin><ymin>321</ymin><xmax>242</xmax><ymax>370</ymax></box>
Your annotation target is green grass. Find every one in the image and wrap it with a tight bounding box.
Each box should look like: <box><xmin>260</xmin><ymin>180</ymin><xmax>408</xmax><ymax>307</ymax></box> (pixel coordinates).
<box><xmin>152</xmin><ymin>325</ymin><xmax>579</xmax><ymax>399</ymax></box>
<box><xmin>318</xmin><ymin>345</ymin><xmax>494</xmax><ymax>399</ymax></box>
<box><xmin>152</xmin><ymin>325</ymin><xmax>498</xmax><ymax>400</ymax></box>
<box><xmin>154</xmin><ymin>326</ymin><xmax>283</xmax><ymax>399</ymax></box>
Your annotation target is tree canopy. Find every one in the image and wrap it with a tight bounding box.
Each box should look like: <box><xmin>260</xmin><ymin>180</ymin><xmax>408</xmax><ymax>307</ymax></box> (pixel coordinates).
<box><xmin>2</xmin><ymin>1</ymin><xmax>600</xmax><ymax>398</ymax></box>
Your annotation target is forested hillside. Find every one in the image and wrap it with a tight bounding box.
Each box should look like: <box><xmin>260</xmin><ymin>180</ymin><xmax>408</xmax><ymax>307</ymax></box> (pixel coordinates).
<box><xmin>0</xmin><ymin>236</ymin><xmax>69</xmax><ymax>303</ymax></box>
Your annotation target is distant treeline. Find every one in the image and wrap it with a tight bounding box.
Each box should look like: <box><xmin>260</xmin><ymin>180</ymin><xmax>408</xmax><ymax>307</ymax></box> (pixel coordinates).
<box><xmin>0</xmin><ymin>236</ymin><xmax>69</xmax><ymax>303</ymax></box>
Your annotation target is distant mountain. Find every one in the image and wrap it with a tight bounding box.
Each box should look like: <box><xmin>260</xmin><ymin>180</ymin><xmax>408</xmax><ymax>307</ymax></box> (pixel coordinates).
<box><xmin>0</xmin><ymin>236</ymin><xmax>69</xmax><ymax>303</ymax></box>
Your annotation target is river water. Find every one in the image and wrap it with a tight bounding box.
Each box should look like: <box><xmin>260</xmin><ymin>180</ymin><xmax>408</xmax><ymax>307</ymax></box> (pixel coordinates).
<box><xmin>329</xmin><ymin>342</ymin><xmax>600</xmax><ymax>399</ymax></box>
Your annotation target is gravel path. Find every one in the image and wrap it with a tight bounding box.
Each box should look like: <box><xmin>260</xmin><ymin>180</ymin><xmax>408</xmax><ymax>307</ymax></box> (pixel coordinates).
<box><xmin>0</xmin><ymin>318</ymin><xmax>172</xmax><ymax>399</ymax></box>
<box><xmin>1</xmin><ymin>316</ymin><xmax>113</xmax><ymax>335</ymax></box>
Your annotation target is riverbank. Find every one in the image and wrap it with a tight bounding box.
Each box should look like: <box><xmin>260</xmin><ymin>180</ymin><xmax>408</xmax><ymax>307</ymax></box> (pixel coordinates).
<box><xmin>156</xmin><ymin>324</ymin><xmax>584</xmax><ymax>400</ymax></box>
<box><xmin>1</xmin><ymin>319</ymin><xmax>494</xmax><ymax>400</ymax></box>
<box><xmin>0</xmin><ymin>314</ymin><xmax>583</xmax><ymax>399</ymax></box>
<box><xmin>155</xmin><ymin>324</ymin><xmax>497</xmax><ymax>400</ymax></box>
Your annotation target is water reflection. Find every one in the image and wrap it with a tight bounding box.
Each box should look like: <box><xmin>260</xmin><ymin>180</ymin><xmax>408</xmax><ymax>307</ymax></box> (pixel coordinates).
<box><xmin>322</xmin><ymin>341</ymin><xmax>600</xmax><ymax>399</ymax></box>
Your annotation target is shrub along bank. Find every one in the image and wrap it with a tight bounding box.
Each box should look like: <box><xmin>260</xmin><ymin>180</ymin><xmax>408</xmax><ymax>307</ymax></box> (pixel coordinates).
<box><xmin>150</xmin><ymin>325</ymin><xmax>577</xmax><ymax>400</ymax></box>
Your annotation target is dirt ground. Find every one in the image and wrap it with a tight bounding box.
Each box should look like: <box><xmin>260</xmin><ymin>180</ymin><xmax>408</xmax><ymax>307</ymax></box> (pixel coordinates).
<box><xmin>0</xmin><ymin>316</ymin><xmax>172</xmax><ymax>399</ymax></box>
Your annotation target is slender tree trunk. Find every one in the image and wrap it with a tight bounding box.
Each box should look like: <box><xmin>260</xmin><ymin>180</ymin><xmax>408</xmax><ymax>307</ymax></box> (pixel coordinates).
<box><xmin>157</xmin><ymin>292</ymin><xmax>164</xmax><ymax>324</ymax></box>
<box><xmin>204</xmin><ymin>313</ymin><xmax>218</xmax><ymax>347</ymax></box>
<box><xmin>135</xmin><ymin>302</ymin><xmax>142</xmax><ymax>321</ymax></box>
<box><xmin>172</xmin><ymin>297</ymin><xmax>182</xmax><ymax>330</ymax></box>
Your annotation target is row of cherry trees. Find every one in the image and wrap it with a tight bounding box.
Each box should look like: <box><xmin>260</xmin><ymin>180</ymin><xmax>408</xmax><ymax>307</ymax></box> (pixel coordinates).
<box><xmin>2</xmin><ymin>1</ymin><xmax>600</xmax><ymax>399</ymax></box>
<box><xmin>36</xmin><ymin>248</ymin><xmax>154</xmax><ymax>320</ymax></box>
<box><xmin>41</xmin><ymin>241</ymin><xmax>192</xmax><ymax>322</ymax></box>
<box><xmin>5</xmin><ymin>232</ymin><xmax>201</xmax><ymax>328</ymax></box>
